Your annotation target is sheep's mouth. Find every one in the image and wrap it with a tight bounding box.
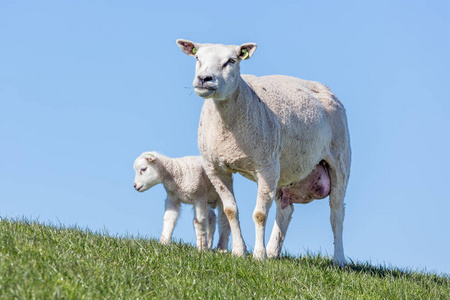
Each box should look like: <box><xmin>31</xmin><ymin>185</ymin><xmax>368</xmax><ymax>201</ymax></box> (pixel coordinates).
<box><xmin>194</xmin><ymin>86</ymin><xmax>216</xmax><ymax>91</ymax></box>
<box><xmin>194</xmin><ymin>87</ymin><xmax>216</xmax><ymax>98</ymax></box>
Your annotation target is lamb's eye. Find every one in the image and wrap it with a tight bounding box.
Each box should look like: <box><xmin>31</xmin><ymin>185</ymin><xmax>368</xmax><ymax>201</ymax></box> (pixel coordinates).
<box><xmin>140</xmin><ymin>167</ymin><xmax>147</xmax><ymax>174</ymax></box>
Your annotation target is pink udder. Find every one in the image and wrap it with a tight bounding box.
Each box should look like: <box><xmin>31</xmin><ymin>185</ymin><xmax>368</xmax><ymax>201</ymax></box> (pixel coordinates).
<box><xmin>280</xmin><ymin>162</ymin><xmax>331</xmax><ymax>209</ymax></box>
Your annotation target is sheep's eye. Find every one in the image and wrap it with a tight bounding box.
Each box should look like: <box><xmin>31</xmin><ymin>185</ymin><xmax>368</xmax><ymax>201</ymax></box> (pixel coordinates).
<box><xmin>223</xmin><ymin>58</ymin><xmax>236</xmax><ymax>68</ymax></box>
<box><xmin>140</xmin><ymin>167</ymin><xmax>147</xmax><ymax>174</ymax></box>
<box><xmin>196</xmin><ymin>56</ymin><xmax>202</xmax><ymax>66</ymax></box>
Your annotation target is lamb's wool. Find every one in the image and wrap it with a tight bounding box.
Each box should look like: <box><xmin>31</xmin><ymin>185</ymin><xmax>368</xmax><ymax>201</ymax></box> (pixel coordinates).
<box><xmin>133</xmin><ymin>152</ymin><xmax>230</xmax><ymax>251</ymax></box>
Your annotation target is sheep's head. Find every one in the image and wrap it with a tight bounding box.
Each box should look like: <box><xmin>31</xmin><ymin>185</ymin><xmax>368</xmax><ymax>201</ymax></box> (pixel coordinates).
<box><xmin>177</xmin><ymin>39</ymin><xmax>257</xmax><ymax>101</ymax></box>
<box><xmin>133</xmin><ymin>152</ymin><xmax>161</xmax><ymax>192</ymax></box>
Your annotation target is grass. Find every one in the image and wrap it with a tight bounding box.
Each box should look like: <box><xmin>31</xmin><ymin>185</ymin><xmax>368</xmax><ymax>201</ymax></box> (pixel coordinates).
<box><xmin>0</xmin><ymin>218</ymin><xmax>449</xmax><ymax>299</ymax></box>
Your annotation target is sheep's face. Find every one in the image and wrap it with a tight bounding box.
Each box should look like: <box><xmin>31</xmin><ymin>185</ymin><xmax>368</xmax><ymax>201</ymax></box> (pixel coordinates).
<box><xmin>133</xmin><ymin>152</ymin><xmax>160</xmax><ymax>192</ymax></box>
<box><xmin>177</xmin><ymin>40</ymin><xmax>257</xmax><ymax>101</ymax></box>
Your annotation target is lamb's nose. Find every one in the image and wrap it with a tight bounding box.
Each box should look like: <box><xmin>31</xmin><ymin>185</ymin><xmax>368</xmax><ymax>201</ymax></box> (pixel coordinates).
<box><xmin>133</xmin><ymin>183</ymin><xmax>137</xmax><ymax>189</ymax></box>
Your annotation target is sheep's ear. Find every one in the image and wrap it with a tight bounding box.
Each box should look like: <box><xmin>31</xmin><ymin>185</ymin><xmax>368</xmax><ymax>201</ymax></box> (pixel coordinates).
<box><xmin>238</xmin><ymin>43</ymin><xmax>257</xmax><ymax>60</ymax></box>
<box><xmin>145</xmin><ymin>152</ymin><xmax>156</xmax><ymax>163</ymax></box>
<box><xmin>177</xmin><ymin>39</ymin><xmax>200</xmax><ymax>57</ymax></box>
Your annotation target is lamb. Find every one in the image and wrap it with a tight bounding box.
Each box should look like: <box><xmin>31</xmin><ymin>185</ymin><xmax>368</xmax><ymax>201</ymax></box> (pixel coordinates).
<box><xmin>133</xmin><ymin>151</ymin><xmax>230</xmax><ymax>251</ymax></box>
<box><xmin>176</xmin><ymin>40</ymin><xmax>351</xmax><ymax>265</ymax></box>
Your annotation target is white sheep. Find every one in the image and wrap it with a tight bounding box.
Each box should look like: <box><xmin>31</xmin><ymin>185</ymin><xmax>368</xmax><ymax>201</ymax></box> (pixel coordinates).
<box><xmin>133</xmin><ymin>152</ymin><xmax>230</xmax><ymax>251</ymax></box>
<box><xmin>177</xmin><ymin>40</ymin><xmax>351</xmax><ymax>265</ymax></box>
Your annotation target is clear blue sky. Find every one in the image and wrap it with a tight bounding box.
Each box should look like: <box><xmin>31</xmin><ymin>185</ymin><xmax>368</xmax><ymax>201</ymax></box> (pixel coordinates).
<box><xmin>1</xmin><ymin>1</ymin><xmax>449</xmax><ymax>275</ymax></box>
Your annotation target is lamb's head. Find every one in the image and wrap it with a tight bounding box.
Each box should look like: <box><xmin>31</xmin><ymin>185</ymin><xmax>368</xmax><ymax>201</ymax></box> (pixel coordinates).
<box><xmin>177</xmin><ymin>39</ymin><xmax>257</xmax><ymax>101</ymax></box>
<box><xmin>133</xmin><ymin>152</ymin><xmax>161</xmax><ymax>192</ymax></box>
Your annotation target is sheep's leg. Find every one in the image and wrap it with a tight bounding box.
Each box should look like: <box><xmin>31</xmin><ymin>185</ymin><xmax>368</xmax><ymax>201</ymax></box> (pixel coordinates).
<box><xmin>253</xmin><ymin>166</ymin><xmax>279</xmax><ymax>260</ymax></box>
<box><xmin>207</xmin><ymin>169</ymin><xmax>246</xmax><ymax>256</ymax></box>
<box><xmin>328</xmin><ymin>159</ymin><xmax>349</xmax><ymax>266</ymax></box>
<box><xmin>193</xmin><ymin>200</ymin><xmax>209</xmax><ymax>251</ymax></box>
<box><xmin>266</xmin><ymin>189</ymin><xmax>294</xmax><ymax>258</ymax></box>
<box><xmin>216</xmin><ymin>200</ymin><xmax>230</xmax><ymax>251</ymax></box>
<box><xmin>207</xmin><ymin>207</ymin><xmax>216</xmax><ymax>249</ymax></box>
<box><xmin>160</xmin><ymin>197</ymin><xmax>181</xmax><ymax>245</ymax></box>
<box><xmin>330</xmin><ymin>191</ymin><xmax>345</xmax><ymax>266</ymax></box>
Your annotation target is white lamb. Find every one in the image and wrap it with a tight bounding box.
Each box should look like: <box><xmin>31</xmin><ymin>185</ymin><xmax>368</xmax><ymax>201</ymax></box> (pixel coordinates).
<box><xmin>133</xmin><ymin>152</ymin><xmax>230</xmax><ymax>250</ymax></box>
<box><xmin>177</xmin><ymin>40</ymin><xmax>351</xmax><ymax>265</ymax></box>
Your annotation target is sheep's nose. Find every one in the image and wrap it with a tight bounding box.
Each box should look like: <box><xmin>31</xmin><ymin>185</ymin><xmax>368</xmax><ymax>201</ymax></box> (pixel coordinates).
<box><xmin>133</xmin><ymin>183</ymin><xmax>137</xmax><ymax>189</ymax></box>
<box><xmin>198</xmin><ymin>75</ymin><xmax>213</xmax><ymax>85</ymax></box>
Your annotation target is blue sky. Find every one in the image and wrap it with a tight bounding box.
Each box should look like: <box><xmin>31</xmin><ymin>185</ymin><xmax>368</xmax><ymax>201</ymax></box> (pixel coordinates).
<box><xmin>1</xmin><ymin>1</ymin><xmax>449</xmax><ymax>275</ymax></box>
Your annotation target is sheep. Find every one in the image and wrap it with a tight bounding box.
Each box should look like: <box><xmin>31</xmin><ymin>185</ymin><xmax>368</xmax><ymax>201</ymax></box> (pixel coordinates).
<box><xmin>133</xmin><ymin>151</ymin><xmax>230</xmax><ymax>251</ymax></box>
<box><xmin>176</xmin><ymin>40</ymin><xmax>351</xmax><ymax>265</ymax></box>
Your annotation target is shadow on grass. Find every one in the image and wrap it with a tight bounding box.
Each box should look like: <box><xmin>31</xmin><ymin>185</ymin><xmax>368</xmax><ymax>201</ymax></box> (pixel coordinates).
<box><xmin>344</xmin><ymin>261</ymin><xmax>450</xmax><ymax>286</ymax></box>
<box><xmin>277</xmin><ymin>252</ymin><xmax>449</xmax><ymax>284</ymax></box>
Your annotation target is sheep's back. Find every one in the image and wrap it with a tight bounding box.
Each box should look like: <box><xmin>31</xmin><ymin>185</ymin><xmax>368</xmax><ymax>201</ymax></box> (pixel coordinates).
<box><xmin>242</xmin><ymin>74</ymin><xmax>346</xmax><ymax>185</ymax></box>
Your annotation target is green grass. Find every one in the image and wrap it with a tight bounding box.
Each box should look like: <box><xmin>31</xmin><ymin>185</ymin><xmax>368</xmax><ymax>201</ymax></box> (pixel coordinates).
<box><xmin>0</xmin><ymin>218</ymin><xmax>448</xmax><ymax>299</ymax></box>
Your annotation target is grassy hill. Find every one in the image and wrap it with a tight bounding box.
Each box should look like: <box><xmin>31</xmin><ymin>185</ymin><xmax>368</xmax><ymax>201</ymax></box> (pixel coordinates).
<box><xmin>0</xmin><ymin>218</ymin><xmax>448</xmax><ymax>299</ymax></box>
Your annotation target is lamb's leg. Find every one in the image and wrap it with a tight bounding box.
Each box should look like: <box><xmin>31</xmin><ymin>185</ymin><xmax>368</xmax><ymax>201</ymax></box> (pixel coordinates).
<box><xmin>193</xmin><ymin>200</ymin><xmax>209</xmax><ymax>251</ymax></box>
<box><xmin>207</xmin><ymin>207</ymin><xmax>216</xmax><ymax>249</ymax></box>
<box><xmin>207</xmin><ymin>169</ymin><xmax>246</xmax><ymax>256</ymax></box>
<box><xmin>160</xmin><ymin>197</ymin><xmax>181</xmax><ymax>245</ymax></box>
<box><xmin>216</xmin><ymin>200</ymin><xmax>230</xmax><ymax>251</ymax></box>
<box><xmin>266</xmin><ymin>189</ymin><xmax>294</xmax><ymax>258</ymax></box>
<box><xmin>328</xmin><ymin>159</ymin><xmax>349</xmax><ymax>266</ymax></box>
<box><xmin>253</xmin><ymin>166</ymin><xmax>279</xmax><ymax>260</ymax></box>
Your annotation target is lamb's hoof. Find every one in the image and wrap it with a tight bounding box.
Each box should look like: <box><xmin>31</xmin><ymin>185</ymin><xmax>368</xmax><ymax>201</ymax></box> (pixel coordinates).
<box><xmin>216</xmin><ymin>240</ymin><xmax>229</xmax><ymax>251</ymax></box>
<box><xmin>216</xmin><ymin>248</ymin><xmax>228</xmax><ymax>253</ymax></box>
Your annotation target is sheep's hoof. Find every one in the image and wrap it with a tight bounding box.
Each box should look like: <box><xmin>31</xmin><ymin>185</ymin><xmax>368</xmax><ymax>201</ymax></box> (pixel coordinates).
<box><xmin>159</xmin><ymin>239</ymin><xmax>170</xmax><ymax>245</ymax></box>
<box><xmin>231</xmin><ymin>248</ymin><xmax>247</xmax><ymax>257</ymax></box>
<box><xmin>253</xmin><ymin>249</ymin><xmax>266</xmax><ymax>260</ymax></box>
<box><xmin>266</xmin><ymin>244</ymin><xmax>281</xmax><ymax>259</ymax></box>
<box><xmin>333</xmin><ymin>256</ymin><xmax>346</xmax><ymax>267</ymax></box>
<box><xmin>266</xmin><ymin>250</ymin><xmax>279</xmax><ymax>259</ymax></box>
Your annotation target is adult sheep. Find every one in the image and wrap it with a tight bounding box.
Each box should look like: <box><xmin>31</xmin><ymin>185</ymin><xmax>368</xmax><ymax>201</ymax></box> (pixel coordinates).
<box><xmin>177</xmin><ymin>40</ymin><xmax>351</xmax><ymax>265</ymax></box>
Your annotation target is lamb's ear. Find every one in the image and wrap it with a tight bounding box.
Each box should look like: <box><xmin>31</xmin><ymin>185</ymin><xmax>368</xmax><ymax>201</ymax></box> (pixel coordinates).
<box><xmin>145</xmin><ymin>152</ymin><xmax>157</xmax><ymax>163</ymax></box>
<box><xmin>176</xmin><ymin>39</ymin><xmax>200</xmax><ymax>57</ymax></box>
<box><xmin>238</xmin><ymin>43</ymin><xmax>257</xmax><ymax>60</ymax></box>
